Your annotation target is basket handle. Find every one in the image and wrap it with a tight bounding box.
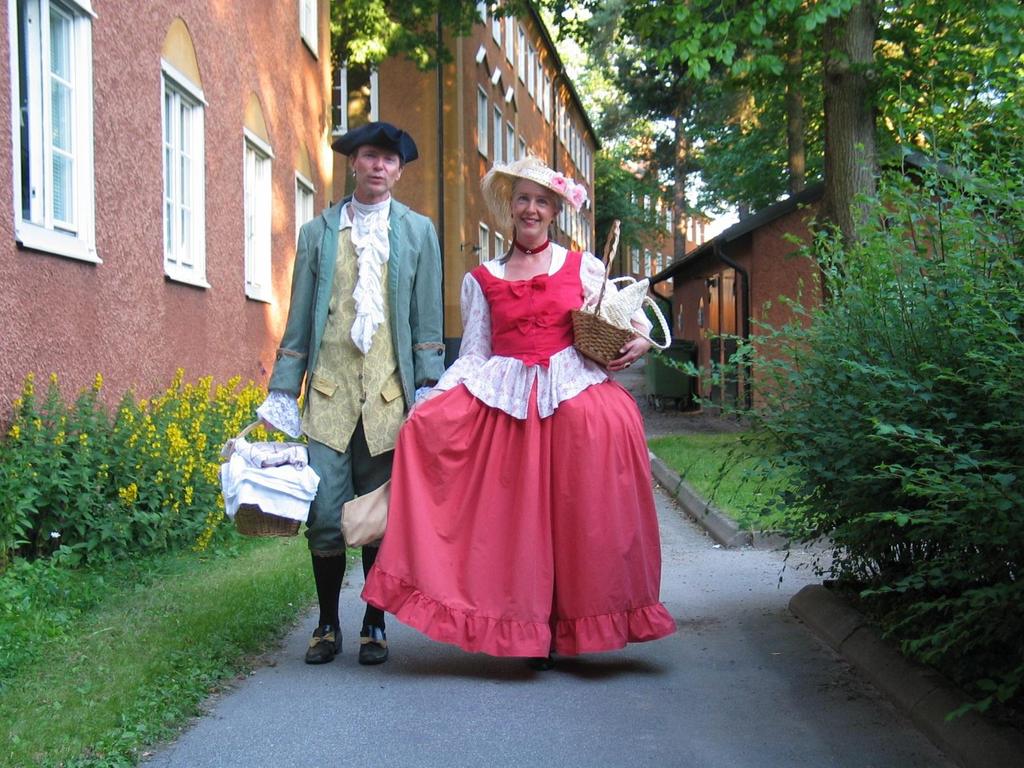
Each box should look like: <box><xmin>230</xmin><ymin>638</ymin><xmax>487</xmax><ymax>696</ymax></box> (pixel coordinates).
<box><xmin>219</xmin><ymin>420</ymin><xmax>262</xmax><ymax>460</ymax></box>
<box><xmin>604</xmin><ymin>276</ymin><xmax>672</xmax><ymax>350</ymax></box>
<box><xmin>637</xmin><ymin>295</ymin><xmax>672</xmax><ymax>350</ymax></box>
<box><xmin>594</xmin><ymin>220</ymin><xmax>621</xmax><ymax>315</ymax></box>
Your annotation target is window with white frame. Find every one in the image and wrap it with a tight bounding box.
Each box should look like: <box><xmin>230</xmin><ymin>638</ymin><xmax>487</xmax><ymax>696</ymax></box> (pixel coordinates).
<box><xmin>11</xmin><ymin>0</ymin><xmax>97</xmax><ymax>262</ymax></box>
<box><xmin>162</xmin><ymin>64</ymin><xmax>207</xmax><ymax>285</ymax></box>
<box><xmin>299</xmin><ymin>0</ymin><xmax>317</xmax><ymax>55</ymax></box>
<box><xmin>332</xmin><ymin>65</ymin><xmax>378</xmax><ymax>136</ymax></box>
<box><xmin>295</xmin><ymin>172</ymin><xmax>314</xmax><ymax>244</ymax></box>
<box><xmin>517</xmin><ymin>27</ymin><xmax>526</xmax><ymax>81</ymax></box>
<box><xmin>527</xmin><ymin>47</ymin><xmax>536</xmax><ymax>97</ymax></box>
<box><xmin>244</xmin><ymin>131</ymin><xmax>273</xmax><ymax>302</ymax></box>
<box><xmin>476</xmin><ymin>1</ymin><xmax>486</xmax><ymax>22</ymax></box>
<box><xmin>477</xmin><ymin>87</ymin><xmax>489</xmax><ymax>156</ymax></box>
<box><xmin>643</xmin><ymin>249</ymin><xmax>651</xmax><ymax>277</ymax></box>
<box><xmin>504</xmin><ymin>14</ymin><xmax>514</xmax><ymax>60</ymax></box>
<box><xmin>631</xmin><ymin>247</ymin><xmax>640</xmax><ymax>274</ymax></box>
<box><xmin>505</xmin><ymin>122</ymin><xmax>515</xmax><ymax>164</ymax></box>
<box><xmin>478</xmin><ymin>223</ymin><xmax>490</xmax><ymax>264</ymax></box>
<box><xmin>491</xmin><ymin>12</ymin><xmax>501</xmax><ymax>43</ymax></box>
<box><xmin>518</xmin><ymin>136</ymin><xmax>526</xmax><ymax>160</ymax></box>
<box><xmin>494</xmin><ymin>231</ymin><xmax>505</xmax><ymax>259</ymax></box>
<box><xmin>493</xmin><ymin>106</ymin><xmax>503</xmax><ymax>165</ymax></box>
<box><xmin>542</xmin><ymin>74</ymin><xmax>551</xmax><ymax>121</ymax></box>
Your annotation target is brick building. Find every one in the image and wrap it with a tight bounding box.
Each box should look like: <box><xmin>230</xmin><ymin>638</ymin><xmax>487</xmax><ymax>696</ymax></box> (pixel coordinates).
<box><xmin>1</xmin><ymin>0</ymin><xmax>332</xmax><ymax>410</ymax></box>
<box><xmin>651</xmin><ymin>184</ymin><xmax>823</xmax><ymax>405</ymax></box>
<box><xmin>332</xmin><ymin>3</ymin><xmax>598</xmax><ymax>354</ymax></box>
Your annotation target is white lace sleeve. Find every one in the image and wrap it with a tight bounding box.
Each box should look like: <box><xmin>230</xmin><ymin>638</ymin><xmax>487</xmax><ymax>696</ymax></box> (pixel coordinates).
<box><xmin>435</xmin><ymin>272</ymin><xmax>491</xmax><ymax>391</ymax></box>
<box><xmin>579</xmin><ymin>252</ymin><xmax>653</xmax><ymax>334</ymax></box>
<box><xmin>256</xmin><ymin>390</ymin><xmax>302</xmax><ymax>438</ymax></box>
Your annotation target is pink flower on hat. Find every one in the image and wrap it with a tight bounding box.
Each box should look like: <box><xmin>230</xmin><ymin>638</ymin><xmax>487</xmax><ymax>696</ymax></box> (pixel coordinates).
<box><xmin>567</xmin><ymin>180</ymin><xmax>588</xmax><ymax>210</ymax></box>
<box><xmin>549</xmin><ymin>174</ymin><xmax>568</xmax><ymax>193</ymax></box>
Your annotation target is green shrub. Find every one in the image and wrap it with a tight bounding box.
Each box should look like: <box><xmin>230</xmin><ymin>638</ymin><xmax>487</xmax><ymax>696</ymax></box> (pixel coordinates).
<box><xmin>746</xmin><ymin>154</ymin><xmax>1024</xmax><ymax>715</ymax></box>
<box><xmin>0</xmin><ymin>370</ymin><xmax>267</xmax><ymax>567</ymax></box>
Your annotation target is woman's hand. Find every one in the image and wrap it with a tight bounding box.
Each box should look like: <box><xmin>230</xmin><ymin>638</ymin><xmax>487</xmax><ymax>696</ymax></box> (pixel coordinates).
<box><xmin>408</xmin><ymin>387</ymin><xmax>442</xmax><ymax>416</ymax></box>
<box><xmin>607</xmin><ymin>336</ymin><xmax>652</xmax><ymax>372</ymax></box>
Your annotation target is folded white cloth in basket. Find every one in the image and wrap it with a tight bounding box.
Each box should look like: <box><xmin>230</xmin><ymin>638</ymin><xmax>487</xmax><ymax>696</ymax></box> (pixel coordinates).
<box><xmin>233</xmin><ymin>439</ymin><xmax>308</xmax><ymax>469</ymax></box>
<box><xmin>220</xmin><ymin>451</ymin><xmax>320</xmax><ymax>522</ymax></box>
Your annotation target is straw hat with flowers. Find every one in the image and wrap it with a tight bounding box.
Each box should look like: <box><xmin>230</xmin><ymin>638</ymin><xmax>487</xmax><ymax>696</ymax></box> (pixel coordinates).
<box><xmin>481</xmin><ymin>156</ymin><xmax>589</xmax><ymax>225</ymax></box>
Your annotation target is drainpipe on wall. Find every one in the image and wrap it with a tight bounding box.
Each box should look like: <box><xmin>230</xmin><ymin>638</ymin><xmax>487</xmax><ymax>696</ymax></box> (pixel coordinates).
<box><xmin>551</xmin><ymin>72</ymin><xmax>564</xmax><ymax>172</ymax></box>
<box><xmin>713</xmin><ymin>239</ymin><xmax>753</xmax><ymax>409</ymax></box>
<box><xmin>436</xmin><ymin>15</ymin><xmax>446</xmax><ymax>309</ymax></box>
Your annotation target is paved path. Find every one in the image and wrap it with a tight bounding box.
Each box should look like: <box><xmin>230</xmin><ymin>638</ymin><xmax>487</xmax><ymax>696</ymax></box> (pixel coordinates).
<box><xmin>147</xmin><ymin>488</ymin><xmax>954</xmax><ymax>768</ymax></box>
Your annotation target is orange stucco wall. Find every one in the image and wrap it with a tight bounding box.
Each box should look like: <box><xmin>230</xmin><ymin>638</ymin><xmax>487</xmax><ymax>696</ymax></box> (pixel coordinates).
<box><xmin>0</xmin><ymin>1</ymin><xmax>331</xmax><ymax>412</ymax></box>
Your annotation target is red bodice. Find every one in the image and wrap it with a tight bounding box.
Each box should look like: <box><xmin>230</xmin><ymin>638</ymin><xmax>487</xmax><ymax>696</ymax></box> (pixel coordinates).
<box><xmin>471</xmin><ymin>251</ymin><xmax>584</xmax><ymax>367</ymax></box>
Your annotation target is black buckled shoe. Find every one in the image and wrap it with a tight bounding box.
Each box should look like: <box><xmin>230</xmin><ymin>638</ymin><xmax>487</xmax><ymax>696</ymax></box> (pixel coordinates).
<box><xmin>358</xmin><ymin>625</ymin><xmax>389</xmax><ymax>665</ymax></box>
<box><xmin>304</xmin><ymin>624</ymin><xmax>341</xmax><ymax>665</ymax></box>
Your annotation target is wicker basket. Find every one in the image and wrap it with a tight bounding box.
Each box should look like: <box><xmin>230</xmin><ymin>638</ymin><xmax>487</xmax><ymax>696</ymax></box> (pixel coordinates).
<box><xmin>572</xmin><ymin>309</ymin><xmax>635</xmax><ymax>366</ymax></box>
<box><xmin>234</xmin><ymin>503</ymin><xmax>302</xmax><ymax>537</ymax></box>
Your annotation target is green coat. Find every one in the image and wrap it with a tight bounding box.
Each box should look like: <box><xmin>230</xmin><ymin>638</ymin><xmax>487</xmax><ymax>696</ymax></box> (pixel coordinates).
<box><xmin>268</xmin><ymin>197</ymin><xmax>445</xmax><ymax>409</ymax></box>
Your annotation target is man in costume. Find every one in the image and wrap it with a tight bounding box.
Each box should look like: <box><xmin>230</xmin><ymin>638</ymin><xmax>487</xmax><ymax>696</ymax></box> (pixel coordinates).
<box><xmin>258</xmin><ymin>122</ymin><xmax>444</xmax><ymax>665</ymax></box>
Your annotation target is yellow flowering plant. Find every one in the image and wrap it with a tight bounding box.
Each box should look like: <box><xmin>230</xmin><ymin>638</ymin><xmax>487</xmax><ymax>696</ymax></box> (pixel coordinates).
<box><xmin>0</xmin><ymin>370</ymin><xmax>273</xmax><ymax>568</ymax></box>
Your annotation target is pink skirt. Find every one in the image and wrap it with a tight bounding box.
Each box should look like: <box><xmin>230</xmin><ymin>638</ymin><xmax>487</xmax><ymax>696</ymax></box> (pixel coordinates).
<box><xmin>362</xmin><ymin>380</ymin><xmax>676</xmax><ymax>657</ymax></box>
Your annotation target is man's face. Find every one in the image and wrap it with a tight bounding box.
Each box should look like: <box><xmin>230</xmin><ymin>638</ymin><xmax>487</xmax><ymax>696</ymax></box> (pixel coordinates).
<box><xmin>351</xmin><ymin>144</ymin><xmax>403</xmax><ymax>204</ymax></box>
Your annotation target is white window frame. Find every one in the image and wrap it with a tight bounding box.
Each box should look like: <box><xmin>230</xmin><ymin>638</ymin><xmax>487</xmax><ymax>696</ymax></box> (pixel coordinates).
<box><xmin>492</xmin><ymin>106</ymin><xmax>503</xmax><ymax>165</ymax></box>
<box><xmin>9</xmin><ymin>0</ymin><xmax>97</xmax><ymax>263</ymax></box>
<box><xmin>517</xmin><ymin>27</ymin><xmax>526</xmax><ymax>82</ymax></box>
<box><xmin>494</xmin><ymin>231</ymin><xmax>505</xmax><ymax>260</ymax></box>
<box><xmin>518</xmin><ymin>136</ymin><xmax>526</xmax><ymax>161</ymax></box>
<box><xmin>542</xmin><ymin>74</ymin><xmax>551</xmax><ymax>121</ymax></box>
<box><xmin>243</xmin><ymin>130</ymin><xmax>274</xmax><ymax>302</ymax></box>
<box><xmin>478</xmin><ymin>222</ymin><xmax>490</xmax><ymax>264</ymax></box>
<box><xmin>299</xmin><ymin>0</ymin><xmax>318</xmax><ymax>56</ymax></box>
<box><xmin>505</xmin><ymin>122</ymin><xmax>515</xmax><ymax>164</ymax></box>
<box><xmin>161</xmin><ymin>61</ymin><xmax>208</xmax><ymax>287</ymax></box>
<box><xmin>477</xmin><ymin>87</ymin><xmax>489</xmax><ymax>157</ymax></box>
<box><xmin>295</xmin><ymin>171</ymin><xmax>314</xmax><ymax>245</ymax></box>
<box><xmin>332</xmin><ymin>65</ymin><xmax>378</xmax><ymax>136</ymax></box>
<box><xmin>527</xmin><ymin>47</ymin><xmax>536</xmax><ymax>98</ymax></box>
<box><xmin>491</xmin><ymin>12</ymin><xmax>501</xmax><ymax>44</ymax></box>
<box><xmin>504</xmin><ymin>14</ymin><xmax>514</xmax><ymax>61</ymax></box>
<box><xmin>631</xmin><ymin>246</ymin><xmax>640</xmax><ymax>274</ymax></box>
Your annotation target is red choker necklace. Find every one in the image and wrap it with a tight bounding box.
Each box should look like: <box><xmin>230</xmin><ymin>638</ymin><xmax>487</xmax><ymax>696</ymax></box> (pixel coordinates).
<box><xmin>514</xmin><ymin>238</ymin><xmax>550</xmax><ymax>255</ymax></box>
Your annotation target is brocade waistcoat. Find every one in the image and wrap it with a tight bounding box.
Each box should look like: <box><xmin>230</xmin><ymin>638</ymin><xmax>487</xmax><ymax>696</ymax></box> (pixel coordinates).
<box><xmin>302</xmin><ymin>230</ymin><xmax>405</xmax><ymax>456</ymax></box>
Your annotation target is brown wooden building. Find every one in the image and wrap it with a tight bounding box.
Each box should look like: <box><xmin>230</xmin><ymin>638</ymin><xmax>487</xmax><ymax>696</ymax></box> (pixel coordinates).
<box><xmin>1</xmin><ymin>0</ymin><xmax>332</xmax><ymax>411</ymax></box>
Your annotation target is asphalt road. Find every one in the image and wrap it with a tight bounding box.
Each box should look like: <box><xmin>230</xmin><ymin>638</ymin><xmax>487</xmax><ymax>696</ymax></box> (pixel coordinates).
<box><xmin>146</xmin><ymin>487</ymin><xmax>955</xmax><ymax>768</ymax></box>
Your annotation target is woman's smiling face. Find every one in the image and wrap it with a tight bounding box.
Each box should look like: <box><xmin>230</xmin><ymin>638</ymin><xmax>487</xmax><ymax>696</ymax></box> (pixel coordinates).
<box><xmin>511</xmin><ymin>180</ymin><xmax>559</xmax><ymax>242</ymax></box>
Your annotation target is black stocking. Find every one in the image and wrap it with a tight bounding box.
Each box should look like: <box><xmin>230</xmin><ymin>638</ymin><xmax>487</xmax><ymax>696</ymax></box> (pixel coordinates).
<box><xmin>361</xmin><ymin>545</ymin><xmax>385</xmax><ymax>630</ymax></box>
<box><xmin>311</xmin><ymin>553</ymin><xmax>346</xmax><ymax>629</ymax></box>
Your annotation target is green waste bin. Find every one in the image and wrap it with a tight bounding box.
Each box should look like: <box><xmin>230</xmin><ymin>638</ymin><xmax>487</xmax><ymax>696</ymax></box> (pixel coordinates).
<box><xmin>644</xmin><ymin>340</ymin><xmax>697</xmax><ymax>411</ymax></box>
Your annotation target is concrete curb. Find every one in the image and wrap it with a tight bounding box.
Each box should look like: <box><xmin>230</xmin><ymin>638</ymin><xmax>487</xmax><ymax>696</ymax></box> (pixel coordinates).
<box><xmin>649</xmin><ymin>452</ymin><xmax>789</xmax><ymax>550</ymax></box>
<box><xmin>790</xmin><ymin>584</ymin><xmax>1024</xmax><ymax>768</ymax></box>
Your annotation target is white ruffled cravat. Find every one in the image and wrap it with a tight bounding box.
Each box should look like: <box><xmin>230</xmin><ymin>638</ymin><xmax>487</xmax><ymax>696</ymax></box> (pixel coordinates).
<box><xmin>347</xmin><ymin>197</ymin><xmax>391</xmax><ymax>354</ymax></box>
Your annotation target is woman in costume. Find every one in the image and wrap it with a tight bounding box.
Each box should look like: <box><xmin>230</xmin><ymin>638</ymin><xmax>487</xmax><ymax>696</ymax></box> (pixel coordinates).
<box><xmin>362</xmin><ymin>156</ymin><xmax>675</xmax><ymax>665</ymax></box>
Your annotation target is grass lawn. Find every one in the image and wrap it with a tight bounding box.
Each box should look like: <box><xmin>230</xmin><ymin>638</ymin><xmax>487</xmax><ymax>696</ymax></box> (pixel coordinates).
<box><xmin>0</xmin><ymin>535</ymin><xmax>314</xmax><ymax>768</ymax></box>
<box><xmin>648</xmin><ymin>432</ymin><xmax>791</xmax><ymax>531</ymax></box>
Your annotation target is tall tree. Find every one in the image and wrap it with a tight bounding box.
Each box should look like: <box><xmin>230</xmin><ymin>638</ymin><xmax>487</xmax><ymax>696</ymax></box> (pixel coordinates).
<box><xmin>331</xmin><ymin>1</ymin><xmax>485</xmax><ymax>69</ymax></box>
<box><xmin>549</xmin><ymin>0</ymin><xmax>1023</xmax><ymax>238</ymax></box>
<box><xmin>820</xmin><ymin>0</ymin><xmax>879</xmax><ymax>241</ymax></box>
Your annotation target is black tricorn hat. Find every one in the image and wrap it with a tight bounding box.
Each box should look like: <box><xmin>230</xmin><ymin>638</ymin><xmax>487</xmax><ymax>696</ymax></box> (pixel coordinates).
<box><xmin>331</xmin><ymin>121</ymin><xmax>419</xmax><ymax>164</ymax></box>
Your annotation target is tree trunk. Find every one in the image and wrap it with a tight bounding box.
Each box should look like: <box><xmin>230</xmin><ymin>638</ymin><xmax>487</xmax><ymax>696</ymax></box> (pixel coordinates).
<box><xmin>672</xmin><ymin>98</ymin><xmax>690</xmax><ymax>259</ymax></box>
<box><xmin>821</xmin><ymin>0</ymin><xmax>878</xmax><ymax>242</ymax></box>
<box><xmin>785</xmin><ymin>43</ymin><xmax>806</xmax><ymax>195</ymax></box>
